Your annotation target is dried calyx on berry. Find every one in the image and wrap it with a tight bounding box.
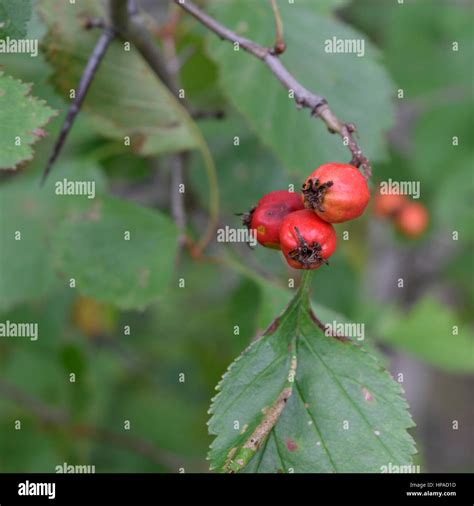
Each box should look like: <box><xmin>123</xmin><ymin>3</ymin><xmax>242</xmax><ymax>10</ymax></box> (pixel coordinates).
<box><xmin>301</xmin><ymin>178</ymin><xmax>334</xmax><ymax>213</ymax></box>
<box><xmin>238</xmin><ymin>206</ymin><xmax>256</xmax><ymax>229</ymax></box>
<box><xmin>288</xmin><ymin>226</ymin><xmax>329</xmax><ymax>268</ymax></box>
<box><xmin>279</xmin><ymin>209</ymin><xmax>337</xmax><ymax>270</ymax></box>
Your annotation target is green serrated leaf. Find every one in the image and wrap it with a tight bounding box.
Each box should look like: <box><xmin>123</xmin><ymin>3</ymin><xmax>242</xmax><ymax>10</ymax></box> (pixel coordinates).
<box><xmin>209</xmin><ymin>273</ymin><xmax>416</xmax><ymax>472</ymax></box>
<box><xmin>0</xmin><ymin>71</ymin><xmax>56</xmax><ymax>169</ymax></box>
<box><xmin>38</xmin><ymin>0</ymin><xmax>199</xmax><ymax>156</ymax></box>
<box><xmin>382</xmin><ymin>0</ymin><xmax>473</xmax><ymax>97</ymax></box>
<box><xmin>0</xmin><ymin>0</ymin><xmax>32</xmax><ymax>39</ymax></box>
<box><xmin>376</xmin><ymin>298</ymin><xmax>474</xmax><ymax>373</ymax></box>
<box><xmin>55</xmin><ymin>195</ymin><xmax>178</xmax><ymax>310</ymax></box>
<box><xmin>206</xmin><ymin>0</ymin><xmax>395</xmax><ymax>175</ymax></box>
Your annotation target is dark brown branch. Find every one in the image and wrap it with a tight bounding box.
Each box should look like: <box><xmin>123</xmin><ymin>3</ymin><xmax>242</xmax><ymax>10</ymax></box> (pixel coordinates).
<box><xmin>41</xmin><ymin>28</ymin><xmax>114</xmax><ymax>184</ymax></box>
<box><xmin>174</xmin><ymin>0</ymin><xmax>371</xmax><ymax>177</ymax></box>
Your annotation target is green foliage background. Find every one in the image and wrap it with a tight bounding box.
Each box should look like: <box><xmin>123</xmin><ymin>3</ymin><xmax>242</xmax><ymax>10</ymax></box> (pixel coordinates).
<box><xmin>0</xmin><ymin>0</ymin><xmax>472</xmax><ymax>473</ymax></box>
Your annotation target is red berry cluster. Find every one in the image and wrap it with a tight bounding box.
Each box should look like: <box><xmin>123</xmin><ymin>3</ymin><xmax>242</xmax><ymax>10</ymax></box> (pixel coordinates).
<box><xmin>243</xmin><ymin>162</ymin><xmax>370</xmax><ymax>270</ymax></box>
<box><xmin>373</xmin><ymin>192</ymin><xmax>429</xmax><ymax>238</ymax></box>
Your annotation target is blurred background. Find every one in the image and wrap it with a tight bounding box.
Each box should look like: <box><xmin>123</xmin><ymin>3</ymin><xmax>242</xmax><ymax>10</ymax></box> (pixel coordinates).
<box><xmin>0</xmin><ymin>0</ymin><xmax>472</xmax><ymax>472</ymax></box>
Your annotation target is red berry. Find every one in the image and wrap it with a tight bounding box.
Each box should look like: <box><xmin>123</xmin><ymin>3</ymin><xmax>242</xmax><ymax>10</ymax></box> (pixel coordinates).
<box><xmin>395</xmin><ymin>202</ymin><xmax>429</xmax><ymax>238</ymax></box>
<box><xmin>373</xmin><ymin>191</ymin><xmax>407</xmax><ymax>218</ymax></box>
<box><xmin>243</xmin><ymin>191</ymin><xmax>304</xmax><ymax>249</ymax></box>
<box><xmin>257</xmin><ymin>190</ymin><xmax>302</xmax><ymax>208</ymax></box>
<box><xmin>302</xmin><ymin>163</ymin><xmax>370</xmax><ymax>223</ymax></box>
<box><xmin>279</xmin><ymin>209</ymin><xmax>337</xmax><ymax>269</ymax></box>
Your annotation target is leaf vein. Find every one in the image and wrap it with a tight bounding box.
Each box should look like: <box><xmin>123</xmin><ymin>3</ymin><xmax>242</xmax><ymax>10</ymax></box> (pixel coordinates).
<box><xmin>300</xmin><ymin>333</ymin><xmax>398</xmax><ymax>463</ymax></box>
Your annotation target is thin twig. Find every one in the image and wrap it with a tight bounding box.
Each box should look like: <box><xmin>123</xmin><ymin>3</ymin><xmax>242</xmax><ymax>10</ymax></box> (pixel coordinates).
<box><xmin>117</xmin><ymin>3</ymin><xmax>178</xmax><ymax>95</ymax></box>
<box><xmin>270</xmin><ymin>0</ymin><xmax>285</xmax><ymax>55</ymax></box>
<box><xmin>162</xmin><ymin>13</ymin><xmax>189</xmax><ymax>261</ymax></box>
<box><xmin>0</xmin><ymin>380</ymin><xmax>66</xmax><ymax>424</ymax></box>
<box><xmin>174</xmin><ymin>0</ymin><xmax>371</xmax><ymax>178</ymax></box>
<box><xmin>0</xmin><ymin>379</ymin><xmax>205</xmax><ymax>471</ymax></box>
<box><xmin>41</xmin><ymin>28</ymin><xmax>114</xmax><ymax>184</ymax></box>
<box><xmin>170</xmin><ymin>153</ymin><xmax>188</xmax><ymax>256</ymax></box>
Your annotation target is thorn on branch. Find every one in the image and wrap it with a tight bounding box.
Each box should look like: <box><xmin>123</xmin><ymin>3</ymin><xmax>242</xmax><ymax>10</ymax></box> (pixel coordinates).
<box><xmin>41</xmin><ymin>28</ymin><xmax>114</xmax><ymax>185</ymax></box>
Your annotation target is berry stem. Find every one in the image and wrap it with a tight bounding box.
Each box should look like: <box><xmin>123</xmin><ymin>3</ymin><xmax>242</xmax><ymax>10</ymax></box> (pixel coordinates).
<box><xmin>269</xmin><ymin>0</ymin><xmax>286</xmax><ymax>55</ymax></box>
<box><xmin>290</xmin><ymin>271</ymin><xmax>314</xmax><ymax>312</ymax></box>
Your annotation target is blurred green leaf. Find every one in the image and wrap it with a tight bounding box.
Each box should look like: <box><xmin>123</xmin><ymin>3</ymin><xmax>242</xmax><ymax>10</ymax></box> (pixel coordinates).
<box><xmin>0</xmin><ymin>179</ymin><xmax>59</xmax><ymax>309</ymax></box>
<box><xmin>0</xmin><ymin>160</ymin><xmax>106</xmax><ymax>310</ymax></box>
<box><xmin>38</xmin><ymin>0</ymin><xmax>200</xmax><ymax>156</ymax></box>
<box><xmin>376</xmin><ymin>298</ymin><xmax>474</xmax><ymax>373</ymax></box>
<box><xmin>382</xmin><ymin>0</ymin><xmax>473</xmax><ymax>97</ymax></box>
<box><xmin>0</xmin><ymin>71</ymin><xmax>56</xmax><ymax>169</ymax></box>
<box><xmin>0</xmin><ymin>0</ymin><xmax>31</xmax><ymax>39</ymax></box>
<box><xmin>178</xmin><ymin>30</ymin><xmax>223</xmax><ymax>109</ymax></box>
<box><xmin>432</xmin><ymin>157</ymin><xmax>474</xmax><ymax>241</ymax></box>
<box><xmin>412</xmin><ymin>102</ymin><xmax>474</xmax><ymax>239</ymax></box>
<box><xmin>413</xmin><ymin>102</ymin><xmax>473</xmax><ymax>176</ymax></box>
<box><xmin>189</xmin><ymin>112</ymin><xmax>290</xmax><ymax>218</ymax></box>
<box><xmin>55</xmin><ymin>195</ymin><xmax>178</xmax><ymax>310</ymax></box>
<box><xmin>206</xmin><ymin>0</ymin><xmax>395</xmax><ymax>174</ymax></box>
<box><xmin>209</xmin><ymin>275</ymin><xmax>415</xmax><ymax>472</ymax></box>
<box><xmin>101</xmin><ymin>385</ymin><xmax>208</xmax><ymax>462</ymax></box>
<box><xmin>0</xmin><ymin>419</ymin><xmax>61</xmax><ymax>472</ymax></box>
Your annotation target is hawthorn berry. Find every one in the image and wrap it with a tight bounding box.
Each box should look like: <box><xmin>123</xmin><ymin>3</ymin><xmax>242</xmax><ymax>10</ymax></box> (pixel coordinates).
<box><xmin>373</xmin><ymin>191</ymin><xmax>407</xmax><ymax>218</ymax></box>
<box><xmin>279</xmin><ymin>209</ymin><xmax>337</xmax><ymax>269</ymax></box>
<box><xmin>243</xmin><ymin>191</ymin><xmax>304</xmax><ymax>249</ymax></box>
<box><xmin>395</xmin><ymin>202</ymin><xmax>429</xmax><ymax>238</ymax></box>
<box><xmin>302</xmin><ymin>162</ymin><xmax>370</xmax><ymax>223</ymax></box>
<box><xmin>257</xmin><ymin>190</ymin><xmax>303</xmax><ymax>208</ymax></box>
